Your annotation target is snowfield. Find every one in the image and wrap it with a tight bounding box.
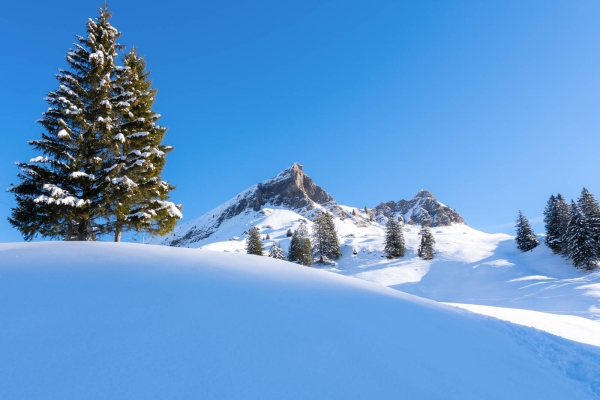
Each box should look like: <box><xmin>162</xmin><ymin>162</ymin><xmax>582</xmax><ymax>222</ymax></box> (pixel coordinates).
<box><xmin>159</xmin><ymin>206</ymin><xmax>600</xmax><ymax>346</ymax></box>
<box><xmin>1</xmin><ymin>242</ymin><xmax>599</xmax><ymax>399</ymax></box>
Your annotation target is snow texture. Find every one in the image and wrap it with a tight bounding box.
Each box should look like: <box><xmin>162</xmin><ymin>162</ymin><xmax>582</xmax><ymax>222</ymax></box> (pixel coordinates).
<box><xmin>0</xmin><ymin>242</ymin><xmax>599</xmax><ymax>399</ymax></box>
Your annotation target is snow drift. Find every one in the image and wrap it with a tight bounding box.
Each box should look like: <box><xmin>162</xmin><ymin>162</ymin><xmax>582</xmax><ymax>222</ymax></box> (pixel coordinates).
<box><xmin>0</xmin><ymin>242</ymin><xmax>599</xmax><ymax>399</ymax></box>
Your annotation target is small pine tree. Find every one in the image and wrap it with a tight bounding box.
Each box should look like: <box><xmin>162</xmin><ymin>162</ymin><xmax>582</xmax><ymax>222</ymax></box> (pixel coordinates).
<box><xmin>352</xmin><ymin>209</ymin><xmax>356</xmax><ymax>216</ymax></box>
<box><xmin>555</xmin><ymin>194</ymin><xmax>570</xmax><ymax>255</ymax></box>
<box><xmin>577</xmin><ymin>188</ymin><xmax>600</xmax><ymax>255</ymax></box>
<box><xmin>312</xmin><ymin>210</ymin><xmax>341</xmax><ymax>263</ymax></box>
<box><xmin>515</xmin><ymin>211</ymin><xmax>539</xmax><ymax>252</ymax></box>
<box><xmin>288</xmin><ymin>222</ymin><xmax>312</xmax><ymax>266</ymax></box>
<box><xmin>544</xmin><ymin>195</ymin><xmax>563</xmax><ymax>254</ymax></box>
<box><xmin>268</xmin><ymin>241</ymin><xmax>286</xmax><ymax>260</ymax></box>
<box><xmin>565</xmin><ymin>201</ymin><xmax>597</xmax><ymax>270</ymax></box>
<box><xmin>418</xmin><ymin>217</ymin><xmax>435</xmax><ymax>260</ymax></box>
<box><xmin>384</xmin><ymin>215</ymin><xmax>405</xmax><ymax>258</ymax></box>
<box><xmin>266</xmin><ymin>233</ymin><xmax>270</xmax><ymax>240</ymax></box>
<box><xmin>286</xmin><ymin>228</ymin><xmax>293</xmax><ymax>237</ymax></box>
<box><xmin>245</xmin><ymin>226</ymin><xmax>263</xmax><ymax>256</ymax></box>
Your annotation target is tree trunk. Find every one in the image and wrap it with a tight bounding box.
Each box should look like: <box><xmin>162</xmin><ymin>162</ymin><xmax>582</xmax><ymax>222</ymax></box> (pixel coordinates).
<box><xmin>114</xmin><ymin>226</ymin><xmax>122</xmax><ymax>242</ymax></box>
<box><xmin>76</xmin><ymin>218</ymin><xmax>88</xmax><ymax>241</ymax></box>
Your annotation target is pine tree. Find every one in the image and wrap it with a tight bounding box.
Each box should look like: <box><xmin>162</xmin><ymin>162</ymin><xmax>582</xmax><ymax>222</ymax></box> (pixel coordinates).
<box><xmin>106</xmin><ymin>48</ymin><xmax>181</xmax><ymax>241</ymax></box>
<box><xmin>245</xmin><ymin>226</ymin><xmax>263</xmax><ymax>256</ymax></box>
<box><xmin>286</xmin><ymin>228</ymin><xmax>293</xmax><ymax>237</ymax></box>
<box><xmin>577</xmin><ymin>188</ymin><xmax>600</xmax><ymax>254</ymax></box>
<box><xmin>288</xmin><ymin>222</ymin><xmax>312</xmax><ymax>266</ymax></box>
<box><xmin>544</xmin><ymin>195</ymin><xmax>563</xmax><ymax>254</ymax></box>
<box><xmin>555</xmin><ymin>194</ymin><xmax>570</xmax><ymax>255</ymax></box>
<box><xmin>384</xmin><ymin>214</ymin><xmax>405</xmax><ymax>258</ymax></box>
<box><xmin>515</xmin><ymin>211</ymin><xmax>539</xmax><ymax>252</ymax></box>
<box><xmin>268</xmin><ymin>241</ymin><xmax>286</xmax><ymax>260</ymax></box>
<box><xmin>418</xmin><ymin>216</ymin><xmax>435</xmax><ymax>260</ymax></box>
<box><xmin>8</xmin><ymin>6</ymin><xmax>123</xmax><ymax>241</ymax></box>
<box><xmin>312</xmin><ymin>210</ymin><xmax>341</xmax><ymax>263</ymax></box>
<box><xmin>565</xmin><ymin>201</ymin><xmax>597</xmax><ymax>270</ymax></box>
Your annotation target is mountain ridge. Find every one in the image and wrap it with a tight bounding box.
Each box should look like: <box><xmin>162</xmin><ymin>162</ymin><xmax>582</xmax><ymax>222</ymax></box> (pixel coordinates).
<box><xmin>160</xmin><ymin>163</ymin><xmax>465</xmax><ymax>247</ymax></box>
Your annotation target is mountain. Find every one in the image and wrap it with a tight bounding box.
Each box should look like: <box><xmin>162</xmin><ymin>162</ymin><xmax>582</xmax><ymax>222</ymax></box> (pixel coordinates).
<box><xmin>375</xmin><ymin>189</ymin><xmax>465</xmax><ymax>226</ymax></box>
<box><xmin>1</xmin><ymin>242</ymin><xmax>598</xmax><ymax>399</ymax></box>
<box><xmin>161</xmin><ymin>163</ymin><xmax>463</xmax><ymax>247</ymax></box>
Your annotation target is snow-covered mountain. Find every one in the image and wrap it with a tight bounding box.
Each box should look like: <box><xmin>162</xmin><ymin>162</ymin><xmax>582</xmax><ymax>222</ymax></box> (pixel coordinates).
<box><xmin>1</xmin><ymin>242</ymin><xmax>599</xmax><ymax>399</ymax></box>
<box><xmin>160</xmin><ymin>162</ymin><xmax>462</xmax><ymax>247</ymax></box>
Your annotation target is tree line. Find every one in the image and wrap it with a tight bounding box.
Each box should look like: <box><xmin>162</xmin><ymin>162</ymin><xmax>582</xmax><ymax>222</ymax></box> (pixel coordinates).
<box><xmin>247</xmin><ymin>209</ymin><xmax>436</xmax><ymax>264</ymax></box>
<box><xmin>8</xmin><ymin>5</ymin><xmax>181</xmax><ymax>241</ymax></box>
<box><xmin>515</xmin><ymin>188</ymin><xmax>600</xmax><ymax>270</ymax></box>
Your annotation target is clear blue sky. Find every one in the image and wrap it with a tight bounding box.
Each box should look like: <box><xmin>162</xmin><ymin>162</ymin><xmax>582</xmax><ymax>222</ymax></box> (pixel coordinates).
<box><xmin>1</xmin><ymin>0</ymin><xmax>599</xmax><ymax>242</ymax></box>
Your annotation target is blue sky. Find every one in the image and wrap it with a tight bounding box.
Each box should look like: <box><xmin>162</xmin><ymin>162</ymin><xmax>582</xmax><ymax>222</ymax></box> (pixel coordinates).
<box><xmin>1</xmin><ymin>0</ymin><xmax>599</xmax><ymax>241</ymax></box>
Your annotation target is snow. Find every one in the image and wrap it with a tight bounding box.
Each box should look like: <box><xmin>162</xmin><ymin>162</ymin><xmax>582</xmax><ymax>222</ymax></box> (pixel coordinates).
<box><xmin>70</xmin><ymin>171</ymin><xmax>94</xmax><ymax>180</ymax></box>
<box><xmin>0</xmin><ymin>242</ymin><xmax>599</xmax><ymax>399</ymax></box>
<box><xmin>160</xmin><ymin>206</ymin><xmax>600</xmax><ymax>348</ymax></box>
<box><xmin>446</xmin><ymin>303</ymin><xmax>600</xmax><ymax>348</ymax></box>
<box><xmin>127</xmin><ymin>131</ymin><xmax>149</xmax><ymax>138</ymax></box>
<box><xmin>57</xmin><ymin>129</ymin><xmax>70</xmax><ymax>139</ymax></box>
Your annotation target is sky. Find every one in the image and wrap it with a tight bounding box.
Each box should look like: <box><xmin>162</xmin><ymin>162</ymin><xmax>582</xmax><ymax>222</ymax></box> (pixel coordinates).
<box><xmin>1</xmin><ymin>0</ymin><xmax>599</xmax><ymax>242</ymax></box>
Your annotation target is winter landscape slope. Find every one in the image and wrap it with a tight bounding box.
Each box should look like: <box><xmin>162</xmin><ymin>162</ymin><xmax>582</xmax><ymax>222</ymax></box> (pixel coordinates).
<box><xmin>156</xmin><ymin>164</ymin><xmax>600</xmax><ymax>345</ymax></box>
<box><xmin>1</xmin><ymin>242</ymin><xmax>599</xmax><ymax>399</ymax></box>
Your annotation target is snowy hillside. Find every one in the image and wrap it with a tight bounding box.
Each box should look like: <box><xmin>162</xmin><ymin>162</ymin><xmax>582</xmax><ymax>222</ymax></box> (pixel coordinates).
<box><xmin>155</xmin><ymin>164</ymin><xmax>600</xmax><ymax>343</ymax></box>
<box><xmin>1</xmin><ymin>242</ymin><xmax>599</xmax><ymax>399</ymax></box>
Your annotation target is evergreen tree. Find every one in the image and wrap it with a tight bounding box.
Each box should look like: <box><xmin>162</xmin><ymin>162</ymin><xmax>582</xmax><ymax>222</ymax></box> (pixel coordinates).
<box><xmin>544</xmin><ymin>195</ymin><xmax>563</xmax><ymax>254</ymax></box>
<box><xmin>8</xmin><ymin>6</ymin><xmax>123</xmax><ymax>240</ymax></box>
<box><xmin>515</xmin><ymin>211</ymin><xmax>539</xmax><ymax>252</ymax></box>
<box><xmin>268</xmin><ymin>241</ymin><xmax>286</xmax><ymax>260</ymax></box>
<box><xmin>565</xmin><ymin>201</ymin><xmax>597</xmax><ymax>270</ymax></box>
<box><xmin>7</xmin><ymin>5</ymin><xmax>180</xmax><ymax>242</ymax></box>
<box><xmin>288</xmin><ymin>222</ymin><xmax>312</xmax><ymax>266</ymax></box>
<box><xmin>418</xmin><ymin>216</ymin><xmax>435</xmax><ymax>260</ymax></box>
<box><xmin>106</xmin><ymin>48</ymin><xmax>181</xmax><ymax>241</ymax></box>
<box><xmin>577</xmin><ymin>188</ymin><xmax>600</xmax><ymax>254</ymax></box>
<box><xmin>286</xmin><ymin>228</ymin><xmax>293</xmax><ymax>237</ymax></box>
<box><xmin>312</xmin><ymin>210</ymin><xmax>341</xmax><ymax>263</ymax></box>
<box><xmin>245</xmin><ymin>226</ymin><xmax>263</xmax><ymax>256</ymax></box>
<box><xmin>384</xmin><ymin>214</ymin><xmax>405</xmax><ymax>258</ymax></box>
<box><xmin>555</xmin><ymin>194</ymin><xmax>571</xmax><ymax>255</ymax></box>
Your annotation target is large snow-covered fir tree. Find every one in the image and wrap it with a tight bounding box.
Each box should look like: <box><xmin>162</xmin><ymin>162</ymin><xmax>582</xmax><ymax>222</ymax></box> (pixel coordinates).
<box><xmin>245</xmin><ymin>226</ymin><xmax>264</xmax><ymax>256</ymax></box>
<box><xmin>384</xmin><ymin>215</ymin><xmax>405</xmax><ymax>258</ymax></box>
<box><xmin>515</xmin><ymin>211</ymin><xmax>539</xmax><ymax>252</ymax></box>
<box><xmin>418</xmin><ymin>210</ymin><xmax>435</xmax><ymax>260</ymax></box>
<box><xmin>268</xmin><ymin>241</ymin><xmax>286</xmax><ymax>260</ymax></box>
<box><xmin>565</xmin><ymin>201</ymin><xmax>597</xmax><ymax>270</ymax></box>
<box><xmin>105</xmin><ymin>48</ymin><xmax>181</xmax><ymax>241</ymax></box>
<box><xmin>8</xmin><ymin>6</ymin><xmax>122</xmax><ymax>240</ymax></box>
<box><xmin>288</xmin><ymin>222</ymin><xmax>312</xmax><ymax>266</ymax></box>
<box><xmin>8</xmin><ymin>6</ymin><xmax>180</xmax><ymax>242</ymax></box>
<box><xmin>312</xmin><ymin>210</ymin><xmax>341</xmax><ymax>263</ymax></box>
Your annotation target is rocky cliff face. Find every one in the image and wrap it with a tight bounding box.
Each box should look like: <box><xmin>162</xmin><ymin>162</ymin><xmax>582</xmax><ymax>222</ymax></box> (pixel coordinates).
<box><xmin>374</xmin><ymin>190</ymin><xmax>465</xmax><ymax>227</ymax></box>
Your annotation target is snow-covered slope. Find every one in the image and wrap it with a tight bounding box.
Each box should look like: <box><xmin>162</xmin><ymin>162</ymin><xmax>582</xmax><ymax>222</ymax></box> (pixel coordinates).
<box><xmin>1</xmin><ymin>242</ymin><xmax>599</xmax><ymax>399</ymax></box>
<box><xmin>155</xmin><ymin>164</ymin><xmax>600</xmax><ymax>344</ymax></box>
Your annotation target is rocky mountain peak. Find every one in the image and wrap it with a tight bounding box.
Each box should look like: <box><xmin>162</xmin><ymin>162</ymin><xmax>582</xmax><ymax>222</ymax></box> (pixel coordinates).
<box><xmin>412</xmin><ymin>189</ymin><xmax>435</xmax><ymax>200</ymax></box>
<box><xmin>375</xmin><ymin>190</ymin><xmax>464</xmax><ymax>227</ymax></box>
<box><xmin>162</xmin><ymin>163</ymin><xmax>335</xmax><ymax>247</ymax></box>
